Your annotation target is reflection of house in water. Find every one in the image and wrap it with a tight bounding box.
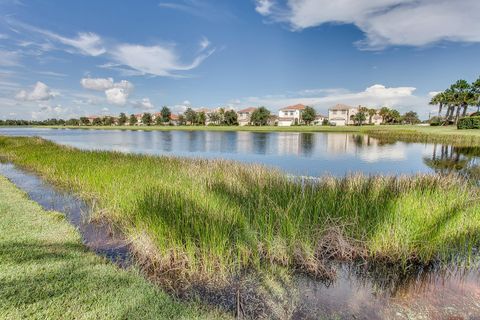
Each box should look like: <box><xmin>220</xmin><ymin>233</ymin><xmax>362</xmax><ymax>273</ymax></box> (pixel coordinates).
<box><xmin>326</xmin><ymin>133</ymin><xmax>406</xmax><ymax>162</ymax></box>
<box><xmin>277</xmin><ymin>133</ymin><xmax>302</xmax><ymax>155</ymax></box>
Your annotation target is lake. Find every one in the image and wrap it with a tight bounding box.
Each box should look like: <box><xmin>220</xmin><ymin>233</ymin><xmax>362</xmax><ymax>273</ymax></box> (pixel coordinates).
<box><xmin>0</xmin><ymin>127</ymin><xmax>478</xmax><ymax>177</ymax></box>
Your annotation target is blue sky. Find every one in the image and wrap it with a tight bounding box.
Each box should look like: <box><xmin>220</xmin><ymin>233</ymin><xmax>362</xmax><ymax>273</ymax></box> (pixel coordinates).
<box><xmin>0</xmin><ymin>0</ymin><xmax>479</xmax><ymax>120</ymax></box>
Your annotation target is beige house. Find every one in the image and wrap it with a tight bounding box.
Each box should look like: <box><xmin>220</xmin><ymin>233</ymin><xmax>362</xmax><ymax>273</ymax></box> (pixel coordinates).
<box><xmin>278</xmin><ymin>104</ymin><xmax>306</xmax><ymax>126</ymax></box>
<box><xmin>328</xmin><ymin>104</ymin><xmax>358</xmax><ymax>126</ymax></box>
<box><xmin>237</xmin><ymin>107</ymin><xmax>257</xmax><ymax>126</ymax></box>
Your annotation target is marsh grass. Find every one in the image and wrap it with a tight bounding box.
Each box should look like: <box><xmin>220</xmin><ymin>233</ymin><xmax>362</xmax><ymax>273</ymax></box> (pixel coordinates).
<box><xmin>0</xmin><ymin>136</ymin><xmax>479</xmax><ymax>287</ymax></box>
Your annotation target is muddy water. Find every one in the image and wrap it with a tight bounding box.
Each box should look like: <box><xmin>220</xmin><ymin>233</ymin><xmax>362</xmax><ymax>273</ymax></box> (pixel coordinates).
<box><xmin>0</xmin><ymin>163</ymin><xmax>130</xmax><ymax>266</ymax></box>
<box><xmin>1</xmin><ymin>162</ymin><xmax>479</xmax><ymax>319</ymax></box>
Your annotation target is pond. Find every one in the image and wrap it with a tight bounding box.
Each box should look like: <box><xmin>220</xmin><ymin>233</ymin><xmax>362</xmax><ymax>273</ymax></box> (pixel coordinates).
<box><xmin>0</xmin><ymin>127</ymin><xmax>479</xmax><ymax>178</ymax></box>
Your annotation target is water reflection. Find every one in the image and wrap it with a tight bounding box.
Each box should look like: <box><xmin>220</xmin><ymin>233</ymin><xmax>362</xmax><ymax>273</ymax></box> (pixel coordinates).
<box><xmin>0</xmin><ymin>127</ymin><xmax>477</xmax><ymax>178</ymax></box>
<box><xmin>424</xmin><ymin>144</ymin><xmax>480</xmax><ymax>181</ymax></box>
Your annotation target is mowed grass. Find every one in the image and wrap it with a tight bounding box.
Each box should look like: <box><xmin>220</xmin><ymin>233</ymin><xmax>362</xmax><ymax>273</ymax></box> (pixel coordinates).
<box><xmin>38</xmin><ymin>124</ymin><xmax>480</xmax><ymax>145</ymax></box>
<box><xmin>0</xmin><ymin>136</ymin><xmax>479</xmax><ymax>286</ymax></box>
<box><xmin>0</xmin><ymin>175</ymin><xmax>228</xmax><ymax>319</ymax></box>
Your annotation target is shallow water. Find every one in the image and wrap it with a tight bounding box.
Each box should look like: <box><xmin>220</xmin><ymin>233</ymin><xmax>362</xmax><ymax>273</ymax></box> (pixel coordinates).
<box><xmin>1</xmin><ymin>127</ymin><xmax>479</xmax><ymax>178</ymax></box>
<box><xmin>0</xmin><ymin>163</ymin><xmax>130</xmax><ymax>266</ymax></box>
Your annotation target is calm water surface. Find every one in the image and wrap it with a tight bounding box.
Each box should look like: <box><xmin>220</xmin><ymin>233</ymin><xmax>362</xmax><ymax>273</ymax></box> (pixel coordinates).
<box><xmin>1</xmin><ymin>127</ymin><xmax>478</xmax><ymax>177</ymax></box>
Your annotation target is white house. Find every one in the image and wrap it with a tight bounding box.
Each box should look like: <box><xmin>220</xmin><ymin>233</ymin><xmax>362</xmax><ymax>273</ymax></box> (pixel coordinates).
<box><xmin>237</xmin><ymin>107</ymin><xmax>257</xmax><ymax>126</ymax></box>
<box><xmin>278</xmin><ymin>104</ymin><xmax>306</xmax><ymax>126</ymax></box>
<box><xmin>328</xmin><ymin>104</ymin><xmax>358</xmax><ymax>126</ymax></box>
<box><xmin>313</xmin><ymin>114</ymin><xmax>327</xmax><ymax>125</ymax></box>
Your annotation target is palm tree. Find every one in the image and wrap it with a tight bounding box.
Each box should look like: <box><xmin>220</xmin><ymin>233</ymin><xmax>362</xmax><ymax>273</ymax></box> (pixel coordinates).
<box><xmin>450</xmin><ymin>80</ymin><xmax>472</xmax><ymax>122</ymax></box>
<box><xmin>367</xmin><ymin>108</ymin><xmax>377</xmax><ymax>124</ymax></box>
<box><xmin>379</xmin><ymin>107</ymin><xmax>390</xmax><ymax>124</ymax></box>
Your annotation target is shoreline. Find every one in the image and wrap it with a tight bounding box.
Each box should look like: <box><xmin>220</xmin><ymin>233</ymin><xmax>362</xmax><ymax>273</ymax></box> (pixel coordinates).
<box><xmin>3</xmin><ymin>124</ymin><xmax>480</xmax><ymax>145</ymax></box>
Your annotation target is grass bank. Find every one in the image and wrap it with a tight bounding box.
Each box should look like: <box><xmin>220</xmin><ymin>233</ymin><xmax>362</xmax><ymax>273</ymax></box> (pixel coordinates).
<box><xmin>34</xmin><ymin>124</ymin><xmax>480</xmax><ymax>145</ymax></box>
<box><xmin>0</xmin><ymin>175</ymin><xmax>227</xmax><ymax>319</ymax></box>
<box><xmin>0</xmin><ymin>136</ymin><xmax>479</xmax><ymax>287</ymax></box>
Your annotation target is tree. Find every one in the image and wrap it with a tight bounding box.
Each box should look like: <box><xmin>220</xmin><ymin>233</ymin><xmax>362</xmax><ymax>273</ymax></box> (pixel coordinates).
<box><xmin>184</xmin><ymin>108</ymin><xmax>197</xmax><ymax>125</ymax></box>
<box><xmin>80</xmin><ymin>117</ymin><xmax>90</xmax><ymax>126</ymax></box>
<box><xmin>367</xmin><ymin>108</ymin><xmax>377</xmax><ymax>124</ymax></box>
<box><xmin>223</xmin><ymin>110</ymin><xmax>238</xmax><ymax>125</ymax></box>
<box><xmin>129</xmin><ymin>114</ymin><xmax>137</xmax><ymax>126</ymax></box>
<box><xmin>353</xmin><ymin>112</ymin><xmax>366</xmax><ymax>125</ymax></box>
<box><xmin>208</xmin><ymin>111</ymin><xmax>221</xmax><ymax>125</ymax></box>
<box><xmin>250</xmin><ymin>106</ymin><xmax>271</xmax><ymax>126</ymax></box>
<box><xmin>197</xmin><ymin>112</ymin><xmax>207</xmax><ymax>125</ymax></box>
<box><xmin>379</xmin><ymin>107</ymin><xmax>390</xmax><ymax>124</ymax></box>
<box><xmin>66</xmin><ymin>118</ymin><xmax>79</xmax><ymax>126</ymax></box>
<box><xmin>103</xmin><ymin>116</ymin><xmax>114</xmax><ymax>126</ymax></box>
<box><xmin>161</xmin><ymin>106</ymin><xmax>171</xmax><ymax>123</ymax></box>
<box><xmin>142</xmin><ymin>113</ymin><xmax>153</xmax><ymax>125</ymax></box>
<box><xmin>472</xmin><ymin>76</ymin><xmax>480</xmax><ymax>112</ymax></box>
<box><xmin>92</xmin><ymin>117</ymin><xmax>102</xmax><ymax>126</ymax></box>
<box><xmin>118</xmin><ymin>113</ymin><xmax>127</xmax><ymax>125</ymax></box>
<box><xmin>403</xmin><ymin>111</ymin><xmax>420</xmax><ymax>124</ymax></box>
<box><xmin>177</xmin><ymin>114</ymin><xmax>186</xmax><ymax>125</ymax></box>
<box><xmin>388</xmin><ymin>109</ymin><xmax>401</xmax><ymax>124</ymax></box>
<box><xmin>301</xmin><ymin>106</ymin><xmax>316</xmax><ymax>125</ymax></box>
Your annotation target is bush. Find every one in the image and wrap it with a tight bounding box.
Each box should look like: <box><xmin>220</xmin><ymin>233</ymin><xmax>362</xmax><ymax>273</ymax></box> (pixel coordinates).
<box><xmin>457</xmin><ymin>116</ymin><xmax>480</xmax><ymax>129</ymax></box>
<box><xmin>429</xmin><ymin>116</ymin><xmax>442</xmax><ymax>126</ymax></box>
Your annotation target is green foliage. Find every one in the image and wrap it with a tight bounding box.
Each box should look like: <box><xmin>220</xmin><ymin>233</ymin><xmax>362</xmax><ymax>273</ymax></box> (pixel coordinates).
<box><xmin>92</xmin><ymin>118</ymin><xmax>103</xmax><ymax>126</ymax></box>
<box><xmin>197</xmin><ymin>112</ymin><xmax>207</xmax><ymax>125</ymax></box>
<box><xmin>118</xmin><ymin>113</ymin><xmax>127</xmax><ymax>125</ymax></box>
<box><xmin>184</xmin><ymin>108</ymin><xmax>197</xmax><ymax>125</ymax></box>
<box><xmin>129</xmin><ymin>114</ymin><xmax>137</xmax><ymax>126</ymax></box>
<box><xmin>457</xmin><ymin>116</ymin><xmax>480</xmax><ymax>130</ymax></box>
<box><xmin>301</xmin><ymin>106</ymin><xmax>316</xmax><ymax>125</ymax></box>
<box><xmin>403</xmin><ymin>111</ymin><xmax>420</xmax><ymax>124</ymax></box>
<box><xmin>161</xmin><ymin>106</ymin><xmax>171</xmax><ymax>123</ymax></box>
<box><xmin>142</xmin><ymin>113</ymin><xmax>153</xmax><ymax>126</ymax></box>
<box><xmin>250</xmin><ymin>107</ymin><xmax>270</xmax><ymax>126</ymax></box>
<box><xmin>223</xmin><ymin>110</ymin><xmax>238</xmax><ymax>125</ymax></box>
<box><xmin>1</xmin><ymin>137</ymin><xmax>479</xmax><ymax>285</ymax></box>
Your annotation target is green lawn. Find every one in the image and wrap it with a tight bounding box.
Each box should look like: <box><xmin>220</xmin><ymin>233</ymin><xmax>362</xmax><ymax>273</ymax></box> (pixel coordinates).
<box><xmin>0</xmin><ymin>176</ymin><xmax>228</xmax><ymax>320</ymax></box>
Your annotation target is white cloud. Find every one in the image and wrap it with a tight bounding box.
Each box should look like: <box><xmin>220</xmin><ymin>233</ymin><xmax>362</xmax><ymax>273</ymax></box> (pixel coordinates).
<box><xmin>81</xmin><ymin>77</ymin><xmax>133</xmax><ymax>105</ymax></box>
<box><xmin>0</xmin><ymin>50</ymin><xmax>21</xmax><ymax>67</ymax></box>
<box><xmin>234</xmin><ymin>84</ymin><xmax>427</xmax><ymax>115</ymax></box>
<box><xmin>255</xmin><ymin>0</ymin><xmax>274</xmax><ymax>15</ymax></box>
<box><xmin>257</xmin><ymin>0</ymin><xmax>480</xmax><ymax>49</ymax></box>
<box><xmin>15</xmin><ymin>81</ymin><xmax>57</xmax><ymax>101</ymax></box>
<box><xmin>80</xmin><ymin>77</ymin><xmax>114</xmax><ymax>91</ymax></box>
<box><xmin>110</xmin><ymin>43</ymin><xmax>215</xmax><ymax>77</ymax></box>
<box><xmin>199</xmin><ymin>37</ymin><xmax>210</xmax><ymax>51</ymax></box>
<box><xmin>132</xmin><ymin>97</ymin><xmax>155</xmax><ymax>110</ymax></box>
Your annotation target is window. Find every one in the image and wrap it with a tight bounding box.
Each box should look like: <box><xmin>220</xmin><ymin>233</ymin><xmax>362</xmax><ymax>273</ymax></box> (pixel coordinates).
<box><xmin>290</xmin><ymin>111</ymin><xmax>294</xmax><ymax>116</ymax></box>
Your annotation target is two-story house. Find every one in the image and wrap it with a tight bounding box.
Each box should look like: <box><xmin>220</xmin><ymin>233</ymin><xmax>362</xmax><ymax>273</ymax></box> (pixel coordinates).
<box><xmin>278</xmin><ymin>104</ymin><xmax>306</xmax><ymax>126</ymax></box>
<box><xmin>328</xmin><ymin>104</ymin><xmax>358</xmax><ymax>126</ymax></box>
<box><xmin>237</xmin><ymin>107</ymin><xmax>257</xmax><ymax>126</ymax></box>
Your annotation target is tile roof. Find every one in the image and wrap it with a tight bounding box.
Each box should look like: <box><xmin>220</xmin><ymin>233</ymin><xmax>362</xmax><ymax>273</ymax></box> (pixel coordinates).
<box><xmin>238</xmin><ymin>107</ymin><xmax>257</xmax><ymax>113</ymax></box>
<box><xmin>280</xmin><ymin>104</ymin><xmax>306</xmax><ymax>111</ymax></box>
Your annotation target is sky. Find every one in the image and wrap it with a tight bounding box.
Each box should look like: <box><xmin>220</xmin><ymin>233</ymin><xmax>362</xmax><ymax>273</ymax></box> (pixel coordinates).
<box><xmin>0</xmin><ymin>0</ymin><xmax>479</xmax><ymax>120</ymax></box>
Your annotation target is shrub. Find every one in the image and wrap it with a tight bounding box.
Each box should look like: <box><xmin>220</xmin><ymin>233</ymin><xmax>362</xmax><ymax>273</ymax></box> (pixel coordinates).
<box><xmin>429</xmin><ymin>116</ymin><xmax>442</xmax><ymax>126</ymax></box>
<box><xmin>457</xmin><ymin>116</ymin><xmax>480</xmax><ymax>129</ymax></box>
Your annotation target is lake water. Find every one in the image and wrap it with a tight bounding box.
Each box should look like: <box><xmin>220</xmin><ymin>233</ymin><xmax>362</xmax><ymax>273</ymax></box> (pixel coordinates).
<box><xmin>0</xmin><ymin>127</ymin><xmax>479</xmax><ymax>178</ymax></box>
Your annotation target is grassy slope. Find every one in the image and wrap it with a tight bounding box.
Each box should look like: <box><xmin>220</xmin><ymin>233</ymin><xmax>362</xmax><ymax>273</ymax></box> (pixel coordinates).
<box><xmin>0</xmin><ymin>137</ymin><xmax>479</xmax><ymax>285</ymax></box>
<box><xmin>0</xmin><ymin>175</ymin><xmax>227</xmax><ymax>319</ymax></box>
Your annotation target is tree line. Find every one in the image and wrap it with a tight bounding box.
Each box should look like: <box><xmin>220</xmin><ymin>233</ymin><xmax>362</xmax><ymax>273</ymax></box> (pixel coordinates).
<box><xmin>429</xmin><ymin>76</ymin><xmax>480</xmax><ymax>125</ymax></box>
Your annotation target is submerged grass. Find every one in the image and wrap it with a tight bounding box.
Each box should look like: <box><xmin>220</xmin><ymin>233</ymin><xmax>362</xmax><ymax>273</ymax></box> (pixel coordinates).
<box><xmin>0</xmin><ymin>136</ymin><xmax>479</xmax><ymax>286</ymax></box>
<box><xmin>0</xmin><ymin>175</ymin><xmax>228</xmax><ymax>319</ymax></box>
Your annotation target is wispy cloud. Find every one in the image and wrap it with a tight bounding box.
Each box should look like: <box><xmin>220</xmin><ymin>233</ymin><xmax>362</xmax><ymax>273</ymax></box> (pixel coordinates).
<box><xmin>255</xmin><ymin>0</ymin><xmax>480</xmax><ymax>50</ymax></box>
<box><xmin>0</xmin><ymin>50</ymin><xmax>21</xmax><ymax>67</ymax></box>
<box><xmin>158</xmin><ymin>0</ymin><xmax>235</xmax><ymax>21</ymax></box>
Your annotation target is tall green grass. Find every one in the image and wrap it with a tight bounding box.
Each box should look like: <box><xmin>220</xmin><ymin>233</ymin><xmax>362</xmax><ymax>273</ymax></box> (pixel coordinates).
<box><xmin>0</xmin><ymin>136</ymin><xmax>479</xmax><ymax>285</ymax></box>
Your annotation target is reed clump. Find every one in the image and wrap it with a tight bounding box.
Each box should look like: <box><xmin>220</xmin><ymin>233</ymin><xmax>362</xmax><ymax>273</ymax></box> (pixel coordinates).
<box><xmin>0</xmin><ymin>136</ymin><xmax>479</xmax><ymax>286</ymax></box>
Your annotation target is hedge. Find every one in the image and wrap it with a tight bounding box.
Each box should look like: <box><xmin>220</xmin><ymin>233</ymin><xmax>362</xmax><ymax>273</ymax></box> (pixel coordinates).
<box><xmin>457</xmin><ymin>116</ymin><xmax>480</xmax><ymax>129</ymax></box>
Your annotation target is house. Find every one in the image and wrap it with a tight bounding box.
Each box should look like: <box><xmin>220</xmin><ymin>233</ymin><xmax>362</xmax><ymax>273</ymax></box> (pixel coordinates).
<box><xmin>278</xmin><ymin>104</ymin><xmax>306</xmax><ymax>126</ymax></box>
<box><xmin>237</xmin><ymin>107</ymin><xmax>257</xmax><ymax>126</ymax></box>
<box><xmin>169</xmin><ymin>114</ymin><xmax>180</xmax><ymax>125</ymax></box>
<box><xmin>371</xmin><ymin>114</ymin><xmax>383</xmax><ymax>125</ymax></box>
<box><xmin>328</xmin><ymin>104</ymin><xmax>358</xmax><ymax>126</ymax></box>
<box><xmin>313</xmin><ymin>114</ymin><xmax>327</xmax><ymax>126</ymax></box>
<box><xmin>135</xmin><ymin>113</ymin><xmax>143</xmax><ymax>125</ymax></box>
<box><xmin>87</xmin><ymin>115</ymin><xmax>99</xmax><ymax>124</ymax></box>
